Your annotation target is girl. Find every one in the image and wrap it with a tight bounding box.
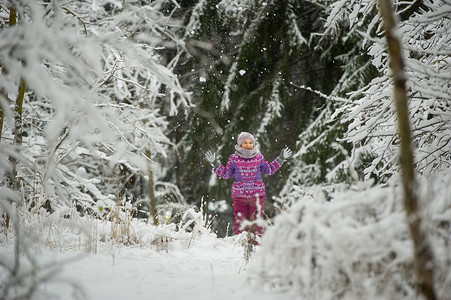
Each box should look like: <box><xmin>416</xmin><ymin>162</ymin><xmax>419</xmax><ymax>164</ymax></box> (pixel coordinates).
<box><xmin>205</xmin><ymin>132</ymin><xmax>291</xmax><ymax>237</ymax></box>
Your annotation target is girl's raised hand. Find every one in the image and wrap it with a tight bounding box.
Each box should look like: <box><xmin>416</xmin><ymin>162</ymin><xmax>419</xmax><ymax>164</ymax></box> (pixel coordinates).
<box><xmin>279</xmin><ymin>147</ymin><xmax>292</xmax><ymax>162</ymax></box>
<box><xmin>205</xmin><ymin>150</ymin><xmax>219</xmax><ymax>167</ymax></box>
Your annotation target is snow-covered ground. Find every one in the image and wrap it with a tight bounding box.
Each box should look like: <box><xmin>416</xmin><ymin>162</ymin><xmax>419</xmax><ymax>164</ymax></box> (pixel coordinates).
<box><xmin>2</xmin><ymin>171</ymin><xmax>450</xmax><ymax>300</ymax></box>
<box><xmin>22</xmin><ymin>234</ymin><xmax>296</xmax><ymax>300</ymax></box>
<box><xmin>0</xmin><ymin>209</ymin><xmax>296</xmax><ymax>300</ymax></box>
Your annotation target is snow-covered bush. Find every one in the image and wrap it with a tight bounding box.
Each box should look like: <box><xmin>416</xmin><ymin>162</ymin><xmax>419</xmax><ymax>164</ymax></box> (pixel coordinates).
<box><xmin>248</xmin><ymin>170</ymin><xmax>451</xmax><ymax>299</ymax></box>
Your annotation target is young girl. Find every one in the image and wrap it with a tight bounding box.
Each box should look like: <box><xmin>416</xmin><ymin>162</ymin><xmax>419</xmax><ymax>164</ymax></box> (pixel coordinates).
<box><xmin>205</xmin><ymin>132</ymin><xmax>291</xmax><ymax>237</ymax></box>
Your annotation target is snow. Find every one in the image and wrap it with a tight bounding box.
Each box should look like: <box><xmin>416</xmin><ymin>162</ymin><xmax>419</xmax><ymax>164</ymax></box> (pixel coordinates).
<box><xmin>1</xmin><ymin>1</ymin><xmax>450</xmax><ymax>299</ymax></box>
<box><xmin>2</xmin><ymin>170</ymin><xmax>450</xmax><ymax>300</ymax></box>
<box><xmin>41</xmin><ymin>238</ymin><xmax>295</xmax><ymax>300</ymax></box>
<box><xmin>321</xmin><ymin>0</ymin><xmax>451</xmax><ymax>179</ymax></box>
<box><xmin>0</xmin><ymin>220</ymin><xmax>296</xmax><ymax>300</ymax></box>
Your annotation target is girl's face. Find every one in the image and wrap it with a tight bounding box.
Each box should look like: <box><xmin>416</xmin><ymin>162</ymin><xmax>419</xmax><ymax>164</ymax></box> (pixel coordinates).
<box><xmin>241</xmin><ymin>138</ymin><xmax>254</xmax><ymax>150</ymax></box>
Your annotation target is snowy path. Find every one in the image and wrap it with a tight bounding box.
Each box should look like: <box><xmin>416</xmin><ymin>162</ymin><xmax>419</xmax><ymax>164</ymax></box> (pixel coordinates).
<box><xmin>43</xmin><ymin>234</ymin><xmax>296</xmax><ymax>300</ymax></box>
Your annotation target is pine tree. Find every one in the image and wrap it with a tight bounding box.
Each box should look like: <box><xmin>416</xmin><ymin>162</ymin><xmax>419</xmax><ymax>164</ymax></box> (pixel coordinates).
<box><xmin>170</xmin><ymin>0</ymin><xmax>361</xmax><ymax>234</ymax></box>
<box><xmin>311</xmin><ymin>0</ymin><xmax>451</xmax><ymax>181</ymax></box>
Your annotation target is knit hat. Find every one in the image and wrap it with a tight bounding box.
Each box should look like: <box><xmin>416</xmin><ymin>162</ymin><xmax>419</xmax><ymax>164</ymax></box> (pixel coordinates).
<box><xmin>237</xmin><ymin>132</ymin><xmax>255</xmax><ymax>147</ymax></box>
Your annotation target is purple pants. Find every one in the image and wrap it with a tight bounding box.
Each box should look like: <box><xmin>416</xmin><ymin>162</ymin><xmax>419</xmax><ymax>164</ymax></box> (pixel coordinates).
<box><xmin>233</xmin><ymin>196</ymin><xmax>265</xmax><ymax>236</ymax></box>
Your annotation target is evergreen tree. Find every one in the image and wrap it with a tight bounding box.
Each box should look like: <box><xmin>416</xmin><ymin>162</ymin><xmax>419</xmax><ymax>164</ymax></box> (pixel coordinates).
<box><xmin>310</xmin><ymin>0</ymin><xmax>451</xmax><ymax>181</ymax></box>
<box><xmin>170</xmin><ymin>0</ymin><xmax>363</xmax><ymax>234</ymax></box>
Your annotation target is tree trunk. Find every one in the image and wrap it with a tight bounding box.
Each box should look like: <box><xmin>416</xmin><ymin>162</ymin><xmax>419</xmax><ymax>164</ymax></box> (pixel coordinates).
<box><xmin>0</xmin><ymin>96</ymin><xmax>4</xmax><ymax>143</ymax></box>
<box><xmin>378</xmin><ymin>1</ymin><xmax>436</xmax><ymax>299</ymax></box>
<box><xmin>0</xmin><ymin>6</ymin><xmax>18</xmax><ymax>142</ymax></box>
<box><xmin>2</xmin><ymin>5</ymin><xmax>22</xmax><ymax>233</ymax></box>
<box><xmin>8</xmin><ymin>78</ymin><xmax>26</xmax><ymax>189</ymax></box>
<box><xmin>146</xmin><ymin>150</ymin><xmax>158</xmax><ymax>225</ymax></box>
<box><xmin>7</xmin><ymin>4</ymin><xmax>26</xmax><ymax>191</ymax></box>
<box><xmin>14</xmin><ymin>78</ymin><xmax>26</xmax><ymax>147</ymax></box>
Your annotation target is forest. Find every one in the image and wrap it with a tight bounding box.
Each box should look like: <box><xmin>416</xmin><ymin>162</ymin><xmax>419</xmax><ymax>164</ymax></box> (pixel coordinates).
<box><xmin>0</xmin><ymin>0</ymin><xmax>450</xmax><ymax>299</ymax></box>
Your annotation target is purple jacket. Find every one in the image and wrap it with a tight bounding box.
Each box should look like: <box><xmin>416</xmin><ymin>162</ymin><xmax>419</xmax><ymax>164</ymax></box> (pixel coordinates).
<box><xmin>214</xmin><ymin>153</ymin><xmax>283</xmax><ymax>198</ymax></box>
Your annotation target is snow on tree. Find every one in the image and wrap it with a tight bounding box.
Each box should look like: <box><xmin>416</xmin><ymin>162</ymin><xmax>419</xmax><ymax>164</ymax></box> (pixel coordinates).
<box><xmin>279</xmin><ymin>0</ymin><xmax>450</xmax><ymax>208</ymax></box>
<box><xmin>320</xmin><ymin>0</ymin><xmax>450</xmax><ymax>180</ymax></box>
<box><xmin>253</xmin><ymin>0</ymin><xmax>450</xmax><ymax>298</ymax></box>
<box><xmin>0</xmin><ymin>0</ymin><xmax>189</xmax><ymax>212</ymax></box>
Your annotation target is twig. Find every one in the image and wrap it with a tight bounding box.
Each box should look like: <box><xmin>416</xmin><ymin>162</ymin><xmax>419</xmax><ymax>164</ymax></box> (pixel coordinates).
<box><xmin>290</xmin><ymin>83</ymin><xmax>349</xmax><ymax>103</ymax></box>
<box><xmin>98</xmin><ymin>53</ymin><xmax>124</xmax><ymax>88</ymax></box>
<box><xmin>62</xmin><ymin>7</ymin><xmax>88</xmax><ymax>36</ymax></box>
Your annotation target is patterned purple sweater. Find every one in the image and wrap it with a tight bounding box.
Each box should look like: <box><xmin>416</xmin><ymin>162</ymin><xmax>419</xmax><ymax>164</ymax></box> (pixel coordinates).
<box><xmin>213</xmin><ymin>153</ymin><xmax>283</xmax><ymax>198</ymax></box>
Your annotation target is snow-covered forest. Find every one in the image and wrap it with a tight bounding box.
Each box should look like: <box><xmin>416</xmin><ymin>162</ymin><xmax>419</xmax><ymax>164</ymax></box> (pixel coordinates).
<box><xmin>0</xmin><ymin>0</ymin><xmax>450</xmax><ymax>299</ymax></box>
